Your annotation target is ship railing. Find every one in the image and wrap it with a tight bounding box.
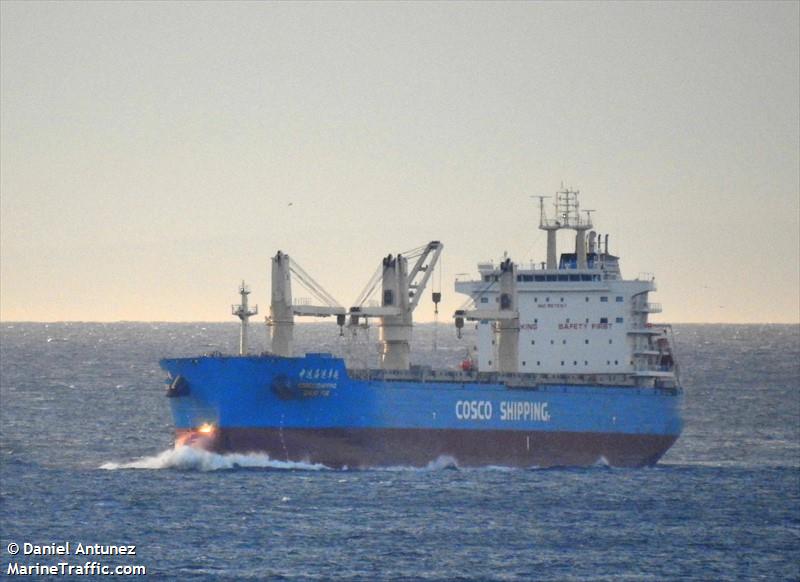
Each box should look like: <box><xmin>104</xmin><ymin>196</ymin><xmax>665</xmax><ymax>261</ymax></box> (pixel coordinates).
<box><xmin>347</xmin><ymin>367</ymin><xmax>665</xmax><ymax>388</ymax></box>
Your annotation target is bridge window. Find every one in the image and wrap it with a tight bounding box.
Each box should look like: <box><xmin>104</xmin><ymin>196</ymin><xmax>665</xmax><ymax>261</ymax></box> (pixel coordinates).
<box><xmin>480</xmin><ymin>297</ymin><xmax>488</xmax><ymax>303</ymax></box>
<box><xmin>558</xmin><ymin>275</ymin><xmax>568</xmax><ymax>281</ymax></box>
<box><xmin>616</xmin><ymin>317</ymin><xmax>624</xmax><ymax>323</ymax></box>
<box><xmin>600</xmin><ymin>296</ymin><xmax>608</xmax><ymax>302</ymax></box>
<box><xmin>535</xmin><ymin>275</ymin><xmax>546</xmax><ymax>282</ymax></box>
<box><xmin>546</xmin><ymin>275</ymin><xmax>556</xmax><ymax>281</ymax></box>
<box><xmin>569</xmin><ymin>275</ymin><xmax>580</xmax><ymax>281</ymax></box>
<box><xmin>600</xmin><ymin>317</ymin><xmax>608</xmax><ymax>324</ymax></box>
<box><xmin>523</xmin><ymin>275</ymin><xmax>533</xmax><ymax>282</ymax></box>
<box><xmin>616</xmin><ymin>296</ymin><xmax>624</xmax><ymax>302</ymax></box>
<box><xmin>581</xmin><ymin>274</ymin><xmax>592</xmax><ymax>281</ymax></box>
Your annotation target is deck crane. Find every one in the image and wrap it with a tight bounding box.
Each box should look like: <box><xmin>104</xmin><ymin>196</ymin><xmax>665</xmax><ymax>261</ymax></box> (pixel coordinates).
<box><xmin>453</xmin><ymin>257</ymin><xmax>520</xmax><ymax>373</ymax></box>
<box><xmin>268</xmin><ymin>251</ymin><xmax>346</xmax><ymax>357</ymax></box>
<box><xmin>349</xmin><ymin>241</ymin><xmax>443</xmax><ymax>371</ymax></box>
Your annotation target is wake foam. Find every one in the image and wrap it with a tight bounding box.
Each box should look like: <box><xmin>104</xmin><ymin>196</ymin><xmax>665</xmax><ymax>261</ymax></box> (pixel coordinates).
<box><xmin>100</xmin><ymin>446</ymin><xmax>328</xmax><ymax>472</ymax></box>
<box><xmin>374</xmin><ymin>454</ymin><xmax>462</xmax><ymax>472</ymax></box>
<box><xmin>101</xmin><ymin>450</ymin><xmax>546</xmax><ymax>473</ymax></box>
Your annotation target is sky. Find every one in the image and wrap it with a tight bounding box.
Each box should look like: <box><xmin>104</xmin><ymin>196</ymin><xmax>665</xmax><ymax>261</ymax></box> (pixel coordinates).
<box><xmin>1</xmin><ymin>1</ymin><xmax>798</xmax><ymax>324</ymax></box>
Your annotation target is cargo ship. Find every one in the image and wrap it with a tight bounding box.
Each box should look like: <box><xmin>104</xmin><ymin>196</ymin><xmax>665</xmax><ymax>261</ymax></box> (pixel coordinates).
<box><xmin>161</xmin><ymin>188</ymin><xmax>683</xmax><ymax>468</ymax></box>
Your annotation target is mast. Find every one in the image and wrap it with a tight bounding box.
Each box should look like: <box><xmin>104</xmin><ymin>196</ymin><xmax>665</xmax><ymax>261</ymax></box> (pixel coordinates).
<box><xmin>232</xmin><ymin>281</ymin><xmax>258</xmax><ymax>356</ymax></box>
<box><xmin>535</xmin><ymin>195</ymin><xmax>559</xmax><ymax>269</ymax></box>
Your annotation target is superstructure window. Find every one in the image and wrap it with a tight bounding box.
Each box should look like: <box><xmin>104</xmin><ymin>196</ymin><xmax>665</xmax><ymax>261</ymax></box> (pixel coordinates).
<box><xmin>531</xmin><ymin>340</ymin><xmax>535</xmax><ymax>345</ymax></box>
<box><xmin>484</xmin><ymin>275</ymin><xmax>491</xmax><ymax>282</ymax></box>
<box><xmin>558</xmin><ymin>275</ymin><xmax>568</xmax><ymax>281</ymax></box>
<box><xmin>535</xmin><ymin>275</ymin><xmax>546</xmax><ymax>282</ymax></box>
<box><xmin>585</xmin><ymin>339</ymin><xmax>589</xmax><ymax>344</ymax></box>
<box><xmin>600</xmin><ymin>317</ymin><xmax>608</xmax><ymax>324</ymax></box>
<box><xmin>562</xmin><ymin>339</ymin><xmax>566</xmax><ymax>345</ymax></box>
<box><xmin>600</xmin><ymin>296</ymin><xmax>608</xmax><ymax>302</ymax></box>
<box><xmin>536</xmin><ymin>361</ymin><xmax>541</xmax><ymax>366</ymax></box>
<box><xmin>480</xmin><ymin>297</ymin><xmax>489</xmax><ymax>303</ymax></box>
<box><xmin>569</xmin><ymin>275</ymin><xmax>580</xmax><ymax>281</ymax></box>
<box><xmin>616</xmin><ymin>296</ymin><xmax>624</xmax><ymax>302</ymax></box>
<box><xmin>585</xmin><ymin>297</ymin><xmax>589</xmax><ymax>302</ymax></box>
<box><xmin>616</xmin><ymin>317</ymin><xmax>624</xmax><ymax>323</ymax></box>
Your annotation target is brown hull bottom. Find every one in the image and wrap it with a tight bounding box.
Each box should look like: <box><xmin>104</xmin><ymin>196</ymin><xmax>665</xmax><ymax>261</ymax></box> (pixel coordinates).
<box><xmin>177</xmin><ymin>427</ymin><xmax>678</xmax><ymax>469</ymax></box>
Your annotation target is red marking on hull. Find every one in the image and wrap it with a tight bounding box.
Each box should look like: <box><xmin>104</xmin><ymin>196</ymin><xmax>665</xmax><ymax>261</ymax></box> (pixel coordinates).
<box><xmin>176</xmin><ymin>428</ymin><xmax>677</xmax><ymax>468</ymax></box>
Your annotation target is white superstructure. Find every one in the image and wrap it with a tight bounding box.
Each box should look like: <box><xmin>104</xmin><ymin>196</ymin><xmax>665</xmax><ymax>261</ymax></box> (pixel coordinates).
<box><xmin>455</xmin><ymin>188</ymin><xmax>677</xmax><ymax>387</ymax></box>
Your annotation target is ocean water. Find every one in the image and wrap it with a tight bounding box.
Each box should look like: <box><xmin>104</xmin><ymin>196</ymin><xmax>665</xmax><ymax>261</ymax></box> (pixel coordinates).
<box><xmin>1</xmin><ymin>322</ymin><xmax>798</xmax><ymax>581</ymax></box>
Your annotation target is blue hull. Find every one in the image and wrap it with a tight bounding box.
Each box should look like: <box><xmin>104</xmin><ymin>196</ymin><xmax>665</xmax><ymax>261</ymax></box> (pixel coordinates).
<box><xmin>160</xmin><ymin>353</ymin><xmax>683</xmax><ymax>468</ymax></box>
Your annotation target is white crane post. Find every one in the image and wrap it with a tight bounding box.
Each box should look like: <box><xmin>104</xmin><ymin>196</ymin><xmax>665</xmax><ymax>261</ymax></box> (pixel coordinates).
<box><xmin>379</xmin><ymin>254</ymin><xmax>412</xmax><ymax>370</ymax></box>
<box><xmin>232</xmin><ymin>281</ymin><xmax>258</xmax><ymax>356</ymax></box>
<box><xmin>270</xmin><ymin>251</ymin><xmax>294</xmax><ymax>357</ymax></box>
<box><xmin>496</xmin><ymin>259</ymin><xmax>519</xmax><ymax>373</ymax></box>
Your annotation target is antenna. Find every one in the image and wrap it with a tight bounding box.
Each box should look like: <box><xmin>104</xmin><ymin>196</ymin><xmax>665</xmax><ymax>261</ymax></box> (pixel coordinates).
<box><xmin>531</xmin><ymin>195</ymin><xmax>551</xmax><ymax>228</ymax></box>
<box><xmin>232</xmin><ymin>281</ymin><xmax>258</xmax><ymax>355</ymax></box>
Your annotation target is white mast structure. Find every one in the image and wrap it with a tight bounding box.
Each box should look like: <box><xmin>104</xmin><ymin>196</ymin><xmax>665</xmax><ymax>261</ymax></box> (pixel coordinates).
<box><xmin>232</xmin><ymin>281</ymin><xmax>258</xmax><ymax>356</ymax></box>
<box><xmin>268</xmin><ymin>251</ymin><xmax>346</xmax><ymax>357</ymax></box>
<box><xmin>537</xmin><ymin>188</ymin><xmax>594</xmax><ymax>270</ymax></box>
<box><xmin>349</xmin><ymin>241</ymin><xmax>443</xmax><ymax>370</ymax></box>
